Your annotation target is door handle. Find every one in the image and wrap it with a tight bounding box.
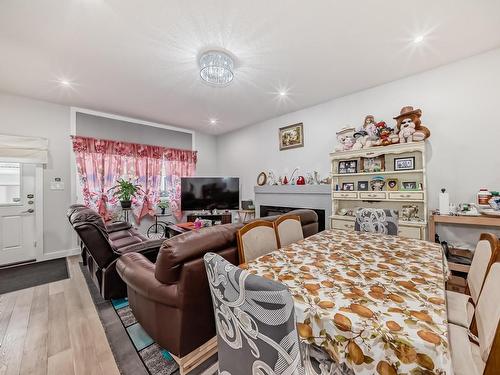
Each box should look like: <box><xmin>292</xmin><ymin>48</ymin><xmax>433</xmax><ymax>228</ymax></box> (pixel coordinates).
<box><xmin>22</xmin><ymin>209</ymin><xmax>35</xmax><ymax>214</ymax></box>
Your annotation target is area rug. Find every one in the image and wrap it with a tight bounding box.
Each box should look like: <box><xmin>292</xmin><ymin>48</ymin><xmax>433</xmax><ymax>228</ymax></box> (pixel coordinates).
<box><xmin>0</xmin><ymin>258</ymin><xmax>68</xmax><ymax>294</ymax></box>
<box><xmin>111</xmin><ymin>298</ymin><xmax>180</xmax><ymax>375</ymax></box>
<box><xmin>80</xmin><ymin>263</ymin><xmax>217</xmax><ymax>375</ymax></box>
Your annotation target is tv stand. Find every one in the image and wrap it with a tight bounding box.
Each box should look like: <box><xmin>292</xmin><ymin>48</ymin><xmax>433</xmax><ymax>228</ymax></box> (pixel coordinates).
<box><xmin>186</xmin><ymin>212</ymin><xmax>232</xmax><ymax>225</ymax></box>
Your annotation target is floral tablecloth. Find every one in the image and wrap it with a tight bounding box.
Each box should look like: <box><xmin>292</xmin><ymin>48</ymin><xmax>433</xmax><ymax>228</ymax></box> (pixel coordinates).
<box><xmin>244</xmin><ymin>229</ymin><xmax>453</xmax><ymax>375</ymax></box>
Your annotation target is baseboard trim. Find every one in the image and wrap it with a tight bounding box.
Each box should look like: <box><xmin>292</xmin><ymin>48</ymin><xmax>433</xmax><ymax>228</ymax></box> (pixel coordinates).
<box><xmin>39</xmin><ymin>247</ymin><xmax>80</xmax><ymax>262</ymax></box>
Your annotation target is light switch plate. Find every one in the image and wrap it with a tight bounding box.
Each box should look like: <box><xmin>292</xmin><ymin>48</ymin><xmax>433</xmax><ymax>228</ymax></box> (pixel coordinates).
<box><xmin>50</xmin><ymin>182</ymin><xmax>65</xmax><ymax>190</ymax></box>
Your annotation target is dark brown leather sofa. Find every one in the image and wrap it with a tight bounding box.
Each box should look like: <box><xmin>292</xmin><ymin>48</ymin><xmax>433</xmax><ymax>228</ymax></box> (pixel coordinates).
<box><xmin>116</xmin><ymin>209</ymin><xmax>319</xmax><ymax>358</ymax></box>
<box><xmin>68</xmin><ymin>206</ymin><xmax>164</xmax><ymax>299</ymax></box>
<box><xmin>117</xmin><ymin>224</ymin><xmax>240</xmax><ymax>357</ymax></box>
<box><xmin>259</xmin><ymin>208</ymin><xmax>318</xmax><ymax>237</ymax></box>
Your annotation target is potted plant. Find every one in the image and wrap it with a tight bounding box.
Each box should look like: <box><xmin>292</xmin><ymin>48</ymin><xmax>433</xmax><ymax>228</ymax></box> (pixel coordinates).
<box><xmin>109</xmin><ymin>179</ymin><xmax>141</xmax><ymax>209</ymax></box>
<box><xmin>158</xmin><ymin>200</ymin><xmax>170</xmax><ymax>215</ymax></box>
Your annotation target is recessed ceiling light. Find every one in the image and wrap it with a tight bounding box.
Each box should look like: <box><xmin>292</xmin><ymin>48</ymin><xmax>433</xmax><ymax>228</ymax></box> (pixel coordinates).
<box><xmin>414</xmin><ymin>35</ymin><xmax>424</xmax><ymax>44</ymax></box>
<box><xmin>279</xmin><ymin>91</ymin><xmax>287</xmax><ymax>97</ymax></box>
<box><xmin>209</xmin><ymin>118</ymin><xmax>217</xmax><ymax>125</ymax></box>
<box><xmin>59</xmin><ymin>79</ymin><xmax>71</xmax><ymax>87</ymax></box>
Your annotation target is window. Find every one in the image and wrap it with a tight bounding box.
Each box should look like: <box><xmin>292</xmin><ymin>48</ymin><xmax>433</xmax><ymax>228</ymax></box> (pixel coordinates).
<box><xmin>0</xmin><ymin>162</ymin><xmax>21</xmax><ymax>205</ymax></box>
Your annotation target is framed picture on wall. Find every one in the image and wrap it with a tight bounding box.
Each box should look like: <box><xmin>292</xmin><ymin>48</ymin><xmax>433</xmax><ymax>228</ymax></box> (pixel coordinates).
<box><xmin>279</xmin><ymin>123</ymin><xmax>304</xmax><ymax>150</ymax></box>
<box><xmin>394</xmin><ymin>157</ymin><xmax>415</xmax><ymax>171</ymax></box>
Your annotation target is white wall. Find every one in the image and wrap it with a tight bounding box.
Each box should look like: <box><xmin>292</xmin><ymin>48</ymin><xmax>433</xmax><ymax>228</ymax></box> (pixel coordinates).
<box><xmin>0</xmin><ymin>93</ymin><xmax>75</xmax><ymax>256</ymax></box>
<box><xmin>0</xmin><ymin>92</ymin><xmax>218</xmax><ymax>258</ymax></box>
<box><xmin>217</xmin><ymin>48</ymin><xmax>500</xmax><ymax>247</ymax></box>
<box><xmin>196</xmin><ymin>132</ymin><xmax>218</xmax><ymax>176</ymax></box>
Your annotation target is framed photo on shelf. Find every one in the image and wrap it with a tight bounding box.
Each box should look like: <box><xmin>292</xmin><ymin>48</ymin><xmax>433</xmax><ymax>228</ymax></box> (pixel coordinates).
<box><xmin>338</xmin><ymin>160</ymin><xmax>358</xmax><ymax>174</ymax></box>
<box><xmin>342</xmin><ymin>182</ymin><xmax>355</xmax><ymax>191</ymax></box>
<box><xmin>401</xmin><ymin>181</ymin><xmax>418</xmax><ymax>190</ymax></box>
<box><xmin>279</xmin><ymin>123</ymin><xmax>304</xmax><ymax>151</ymax></box>
<box><xmin>394</xmin><ymin>156</ymin><xmax>415</xmax><ymax>171</ymax></box>
<box><xmin>361</xmin><ymin>155</ymin><xmax>385</xmax><ymax>172</ymax></box>
<box><xmin>357</xmin><ymin>181</ymin><xmax>369</xmax><ymax>191</ymax></box>
<box><xmin>387</xmin><ymin>178</ymin><xmax>399</xmax><ymax>191</ymax></box>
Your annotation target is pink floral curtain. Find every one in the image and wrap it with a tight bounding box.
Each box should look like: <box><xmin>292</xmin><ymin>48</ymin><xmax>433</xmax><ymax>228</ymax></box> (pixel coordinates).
<box><xmin>165</xmin><ymin>149</ymin><xmax>197</xmax><ymax>220</ymax></box>
<box><xmin>71</xmin><ymin>136</ymin><xmax>197</xmax><ymax>222</ymax></box>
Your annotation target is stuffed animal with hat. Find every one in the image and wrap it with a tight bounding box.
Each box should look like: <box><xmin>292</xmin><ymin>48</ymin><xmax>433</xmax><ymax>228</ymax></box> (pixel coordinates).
<box><xmin>391</xmin><ymin>106</ymin><xmax>430</xmax><ymax>143</ymax></box>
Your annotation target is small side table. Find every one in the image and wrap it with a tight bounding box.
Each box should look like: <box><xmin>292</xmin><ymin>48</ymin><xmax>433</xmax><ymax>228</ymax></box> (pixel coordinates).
<box><xmin>121</xmin><ymin>208</ymin><xmax>132</xmax><ymax>223</ymax></box>
<box><xmin>237</xmin><ymin>209</ymin><xmax>255</xmax><ymax>223</ymax></box>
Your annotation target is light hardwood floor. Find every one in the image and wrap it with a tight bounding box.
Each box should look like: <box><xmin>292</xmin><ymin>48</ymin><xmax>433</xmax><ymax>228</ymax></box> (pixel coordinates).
<box><xmin>0</xmin><ymin>256</ymin><xmax>120</xmax><ymax>375</ymax></box>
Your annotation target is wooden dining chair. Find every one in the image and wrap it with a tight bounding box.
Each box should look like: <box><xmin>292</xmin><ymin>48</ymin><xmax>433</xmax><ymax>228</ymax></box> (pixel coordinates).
<box><xmin>204</xmin><ymin>253</ymin><xmax>335</xmax><ymax>375</ymax></box>
<box><xmin>447</xmin><ymin>233</ymin><xmax>500</xmax><ymax>329</ymax></box>
<box><xmin>237</xmin><ymin>220</ymin><xmax>278</xmax><ymax>263</ymax></box>
<box><xmin>448</xmin><ymin>262</ymin><xmax>500</xmax><ymax>375</ymax></box>
<box><xmin>354</xmin><ymin>207</ymin><xmax>399</xmax><ymax>235</ymax></box>
<box><xmin>274</xmin><ymin>214</ymin><xmax>304</xmax><ymax>248</ymax></box>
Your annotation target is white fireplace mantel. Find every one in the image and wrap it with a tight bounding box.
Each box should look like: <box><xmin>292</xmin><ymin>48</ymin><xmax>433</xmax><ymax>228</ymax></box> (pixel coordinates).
<box><xmin>254</xmin><ymin>184</ymin><xmax>332</xmax><ymax>229</ymax></box>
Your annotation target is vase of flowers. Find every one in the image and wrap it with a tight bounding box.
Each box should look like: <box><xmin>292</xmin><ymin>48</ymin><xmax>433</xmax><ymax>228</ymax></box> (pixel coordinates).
<box><xmin>158</xmin><ymin>200</ymin><xmax>169</xmax><ymax>215</ymax></box>
<box><xmin>109</xmin><ymin>179</ymin><xmax>141</xmax><ymax>209</ymax></box>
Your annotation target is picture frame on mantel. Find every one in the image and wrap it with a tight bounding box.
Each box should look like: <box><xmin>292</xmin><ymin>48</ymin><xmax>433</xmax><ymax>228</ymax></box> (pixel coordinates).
<box><xmin>279</xmin><ymin>123</ymin><xmax>304</xmax><ymax>150</ymax></box>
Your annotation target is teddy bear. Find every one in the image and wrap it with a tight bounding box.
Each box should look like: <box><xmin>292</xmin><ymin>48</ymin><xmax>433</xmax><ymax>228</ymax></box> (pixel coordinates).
<box><xmin>335</xmin><ymin>127</ymin><xmax>356</xmax><ymax>151</ymax></box>
<box><xmin>391</xmin><ymin>106</ymin><xmax>431</xmax><ymax>144</ymax></box>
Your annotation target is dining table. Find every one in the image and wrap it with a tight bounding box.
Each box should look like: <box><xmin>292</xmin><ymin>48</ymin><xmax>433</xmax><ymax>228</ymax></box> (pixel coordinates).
<box><xmin>244</xmin><ymin>228</ymin><xmax>453</xmax><ymax>375</ymax></box>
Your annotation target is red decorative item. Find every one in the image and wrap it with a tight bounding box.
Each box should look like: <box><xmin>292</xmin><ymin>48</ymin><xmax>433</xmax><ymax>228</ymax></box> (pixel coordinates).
<box><xmin>282</xmin><ymin>176</ymin><xmax>289</xmax><ymax>185</ymax></box>
<box><xmin>296</xmin><ymin>176</ymin><xmax>306</xmax><ymax>185</ymax></box>
<box><xmin>375</xmin><ymin>121</ymin><xmax>393</xmax><ymax>146</ymax></box>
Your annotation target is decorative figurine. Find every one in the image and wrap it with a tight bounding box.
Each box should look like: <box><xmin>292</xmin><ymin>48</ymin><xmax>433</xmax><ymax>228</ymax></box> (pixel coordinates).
<box><xmin>313</xmin><ymin>171</ymin><xmax>321</xmax><ymax>184</ymax></box>
<box><xmin>353</xmin><ymin>115</ymin><xmax>379</xmax><ymax>149</ymax></box>
<box><xmin>306</xmin><ymin>173</ymin><xmax>315</xmax><ymax>185</ymax></box>
<box><xmin>335</xmin><ymin>127</ymin><xmax>356</xmax><ymax>151</ymax></box>
<box><xmin>370</xmin><ymin>176</ymin><xmax>386</xmax><ymax>191</ymax></box>
<box><xmin>267</xmin><ymin>171</ymin><xmax>278</xmax><ymax>185</ymax></box>
<box><xmin>391</xmin><ymin>106</ymin><xmax>431</xmax><ymax>143</ymax></box>
<box><xmin>296</xmin><ymin>176</ymin><xmax>306</xmax><ymax>185</ymax></box>
<box><xmin>374</xmin><ymin>121</ymin><xmax>393</xmax><ymax>146</ymax></box>
<box><xmin>402</xmin><ymin>205</ymin><xmax>419</xmax><ymax>221</ymax></box>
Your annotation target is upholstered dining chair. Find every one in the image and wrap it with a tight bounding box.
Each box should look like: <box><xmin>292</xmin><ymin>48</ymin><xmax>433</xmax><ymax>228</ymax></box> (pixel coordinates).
<box><xmin>447</xmin><ymin>233</ymin><xmax>500</xmax><ymax>329</ymax></box>
<box><xmin>237</xmin><ymin>220</ymin><xmax>278</xmax><ymax>263</ymax></box>
<box><xmin>354</xmin><ymin>208</ymin><xmax>399</xmax><ymax>235</ymax></box>
<box><xmin>275</xmin><ymin>214</ymin><xmax>304</xmax><ymax>247</ymax></box>
<box><xmin>448</xmin><ymin>262</ymin><xmax>500</xmax><ymax>375</ymax></box>
<box><xmin>204</xmin><ymin>253</ymin><xmax>338</xmax><ymax>375</ymax></box>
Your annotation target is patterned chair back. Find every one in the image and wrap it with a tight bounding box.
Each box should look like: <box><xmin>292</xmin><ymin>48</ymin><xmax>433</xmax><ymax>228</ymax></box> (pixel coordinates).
<box><xmin>354</xmin><ymin>208</ymin><xmax>399</xmax><ymax>236</ymax></box>
<box><xmin>203</xmin><ymin>252</ymin><xmax>304</xmax><ymax>375</ymax></box>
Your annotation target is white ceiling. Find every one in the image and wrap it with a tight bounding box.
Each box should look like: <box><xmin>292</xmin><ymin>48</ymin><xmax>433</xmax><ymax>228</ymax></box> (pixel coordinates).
<box><xmin>1</xmin><ymin>0</ymin><xmax>500</xmax><ymax>135</ymax></box>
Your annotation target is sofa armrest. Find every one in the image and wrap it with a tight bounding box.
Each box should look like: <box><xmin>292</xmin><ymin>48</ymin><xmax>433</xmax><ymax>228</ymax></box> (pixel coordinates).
<box><xmin>106</xmin><ymin>221</ymin><xmax>133</xmax><ymax>233</ymax></box>
<box><xmin>116</xmin><ymin>239</ymin><xmax>165</xmax><ymax>255</ymax></box>
<box><xmin>116</xmin><ymin>252</ymin><xmax>179</xmax><ymax>307</ymax></box>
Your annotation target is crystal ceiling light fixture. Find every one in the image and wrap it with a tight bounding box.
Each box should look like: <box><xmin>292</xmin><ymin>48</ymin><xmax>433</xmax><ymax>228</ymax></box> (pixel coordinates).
<box><xmin>199</xmin><ymin>50</ymin><xmax>234</xmax><ymax>86</ymax></box>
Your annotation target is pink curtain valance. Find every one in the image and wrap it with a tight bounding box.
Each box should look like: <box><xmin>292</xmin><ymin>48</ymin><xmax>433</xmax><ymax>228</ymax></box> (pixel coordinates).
<box><xmin>71</xmin><ymin>135</ymin><xmax>197</xmax><ymax>162</ymax></box>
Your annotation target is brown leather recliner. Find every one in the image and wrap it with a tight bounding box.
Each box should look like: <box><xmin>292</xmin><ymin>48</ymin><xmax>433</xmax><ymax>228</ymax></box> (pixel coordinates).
<box><xmin>116</xmin><ymin>224</ymin><xmax>240</xmax><ymax>358</ymax></box>
<box><xmin>68</xmin><ymin>207</ymin><xmax>164</xmax><ymax>299</ymax></box>
<box><xmin>67</xmin><ymin>204</ymin><xmax>134</xmax><ymax>266</ymax></box>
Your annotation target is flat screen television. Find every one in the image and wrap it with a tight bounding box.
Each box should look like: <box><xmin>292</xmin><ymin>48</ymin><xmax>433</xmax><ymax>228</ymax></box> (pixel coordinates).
<box><xmin>180</xmin><ymin>177</ymin><xmax>240</xmax><ymax>211</ymax></box>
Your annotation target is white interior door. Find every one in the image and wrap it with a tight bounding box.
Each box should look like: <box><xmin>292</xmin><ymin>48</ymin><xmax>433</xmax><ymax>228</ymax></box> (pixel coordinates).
<box><xmin>0</xmin><ymin>162</ymin><xmax>37</xmax><ymax>266</ymax></box>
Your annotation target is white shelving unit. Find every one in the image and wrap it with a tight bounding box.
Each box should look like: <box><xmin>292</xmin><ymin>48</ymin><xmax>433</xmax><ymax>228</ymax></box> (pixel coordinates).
<box><xmin>330</xmin><ymin>142</ymin><xmax>427</xmax><ymax>240</ymax></box>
